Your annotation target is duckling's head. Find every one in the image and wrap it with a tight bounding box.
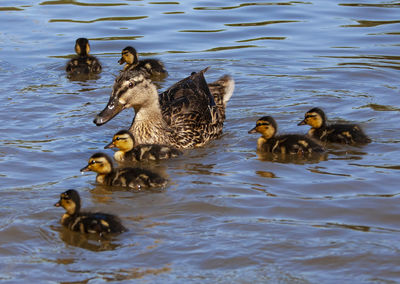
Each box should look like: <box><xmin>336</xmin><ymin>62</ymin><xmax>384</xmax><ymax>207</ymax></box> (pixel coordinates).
<box><xmin>104</xmin><ymin>130</ymin><xmax>135</xmax><ymax>152</ymax></box>
<box><xmin>298</xmin><ymin>107</ymin><xmax>326</xmax><ymax>129</ymax></box>
<box><xmin>94</xmin><ymin>70</ymin><xmax>157</xmax><ymax>126</ymax></box>
<box><xmin>80</xmin><ymin>153</ymin><xmax>114</xmax><ymax>174</ymax></box>
<box><xmin>248</xmin><ymin>116</ymin><xmax>277</xmax><ymax>139</ymax></box>
<box><xmin>118</xmin><ymin>46</ymin><xmax>138</xmax><ymax>66</ymax></box>
<box><xmin>74</xmin><ymin>38</ymin><xmax>90</xmax><ymax>57</ymax></box>
<box><xmin>54</xmin><ymin>189</ymin><xmax>81</xmax><ymax>216</ymax></box>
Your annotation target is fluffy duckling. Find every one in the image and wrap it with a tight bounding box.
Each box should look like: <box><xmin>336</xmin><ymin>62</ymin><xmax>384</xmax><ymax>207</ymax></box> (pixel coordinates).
<box><xmin>118</xmin><ymin>46</ymin><xmax>167</xmax><ymax>79</ymax></box>
<box><xmin>105</xmin><ymin>130</ymin><xmax>182</xmax><ymax>162</ymax></box>
<box><xmin>298</xmin><ymin>107</ymin><xmax>371</xmax><ymax>145</ymax></box>
<box><xmin>54</xmin><ymin>189</ymin><xmax>126</xmax><ymax>235</ymax></box>
<box><xmin>66</xmin><ymin>38</ymin><xmax>102</xmax><ymax>77</ymax></box>
<box><xmin>93</xmin><ymin>68</ymin><xmax>234</xmax><ymax>149</ymax></box>
<box><xmin>249</xmin><ymin>116</ymin><xmax>324</xmax><ymax>154</ymax></box>
<box><xmin>80</xmin><ymin>153</ymin><xmax>167</xmax><ymax>189</ymax></box>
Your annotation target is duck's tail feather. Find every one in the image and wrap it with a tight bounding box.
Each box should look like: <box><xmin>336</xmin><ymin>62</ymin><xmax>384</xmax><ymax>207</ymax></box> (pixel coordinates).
<box><xmin>208</xmin><ymin>75</ymin><xmax>235</xmax><ymax>107</ymax></box>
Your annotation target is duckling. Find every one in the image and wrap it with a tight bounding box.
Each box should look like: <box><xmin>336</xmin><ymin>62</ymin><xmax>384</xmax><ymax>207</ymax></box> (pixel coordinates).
<box><xmin>66</xmin><ymin>38</ymin><xmax>102</xmax><ymax>77</ymax></box>
<box><xmin>298</xmin><ymin>107</ymin><xmax>371</xmax><ymax>145</ymax></box>
<box><xmin>54</xmin><ymin>189</ymin><xmax>126</xmax><ymax>235</ymax></box>
<box><xmin>105</xmin><ymin>130</ymin><xmax>182</xmax><ymax>162</ymax></box>
<box><xmin>249</xmin><ymin>116</ymin><xmax>325</xmax><ymax>154</ymax></box>
<box><xmin>80</xmin><ymin>153</ymin><xmax>167</xmax><ymax>189</ymax></box>
<box><xmin>93</xmin><ymin>67</ymin><xmax>234</xmax><ymax>149</ymax></box>
<box><xmin>118</xmin><ymin>46</ymin><xmax>167</xmax><ymax>79</ymax></box>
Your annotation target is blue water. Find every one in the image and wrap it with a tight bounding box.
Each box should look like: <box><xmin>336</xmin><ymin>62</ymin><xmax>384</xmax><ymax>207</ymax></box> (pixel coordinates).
<box><xmin>0</xmin><ymin>0</ymin><xmax>400</xmax><ymax>282</ymax></box>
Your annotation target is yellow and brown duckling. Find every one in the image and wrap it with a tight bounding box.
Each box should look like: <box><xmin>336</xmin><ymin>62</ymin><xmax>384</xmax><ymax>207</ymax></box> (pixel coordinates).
<box><xmin>80</xmin><ymin>153</ymin><xmax>167</xmax><ymax>189</ymax></box>
<box><xmin>54</xmin><ymin>189</ymin><xmax>126</xmax><ymax>235</ymax></box>
<box><xmin>249</xmin><ymin>116</ymin><xmax>325</xmax><ymax>154</ymax></box>
<box><xmin>66</xmin><ymin>38</ymin><xmax>102</xmax><ymax>77</ymax></box>
<box><xmin>118</xmin><ymin>46</ymin><xmax>167</xmax><ymax>79</ymax></box>
<box><xmin>105</xmin><ymin>130</ymin><xmax>182</xmax><ymax>162</ymax></box>
<box><xmin>298</xmin><ymin>107</ymin><xmax>371</xmax><ymax>145</ymax></box>
<box><xmin>93</xmin><ymin>67</ymin><xmax>234</xmax><ymax>149</ymax></box>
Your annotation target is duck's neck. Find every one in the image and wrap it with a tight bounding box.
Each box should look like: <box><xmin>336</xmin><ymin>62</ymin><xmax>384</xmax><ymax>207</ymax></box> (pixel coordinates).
<box><xmin>96</xmin><ymin>169</ymin><xmax>116</xmax><ymax>185</ymax></box>
<box><xmin>129</xmin><ymin>99</ymin><xmax>173</xmax><ymax>145</ymax></box>
<box><xmin>257</xmin><ymin>136</ymin><xmax>268</xmax><ymax>151</ymax></box>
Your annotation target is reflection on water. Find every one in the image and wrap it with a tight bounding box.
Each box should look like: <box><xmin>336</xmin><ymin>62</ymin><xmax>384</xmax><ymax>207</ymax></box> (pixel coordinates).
<box><xmin>1</xmin><ymin>0</ymin><xmax>400</xmax><ymax>282</ymax></box>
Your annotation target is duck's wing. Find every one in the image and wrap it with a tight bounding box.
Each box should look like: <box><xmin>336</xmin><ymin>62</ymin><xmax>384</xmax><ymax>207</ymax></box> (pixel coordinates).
<box><xmin>158</xmin><ymin>67</ymin><xmax>217</xmax><ymax>126</ymax></box>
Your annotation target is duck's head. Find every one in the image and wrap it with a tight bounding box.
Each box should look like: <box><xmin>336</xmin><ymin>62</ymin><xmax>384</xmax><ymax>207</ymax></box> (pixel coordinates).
<box><xmin>248</xmin><ymin>116</ymin><xmax>277</xmax><ymax>139</ymax></box>
<box><xmin>74</xmin><ymin>38</ymin><xmax>90</xmax><ymax>57</ymax></box>
<box><xmin>118</xmin><ymin>46</ymin><xmax>138</xmax><ymax>66</ymax></box>
<box><xmin>298</xmin><ymin>107</ymin><xmax>326</xmax><ymax>129</ymax></box>
<box><xmin>93</xmin><ymin>70</ymin><xmax>157</xmax><ymax>126</ymax></box>
<box><xmin>54</xmin><ymin>189</ymin><xmax>81</xmax><ymax>216</ymax></box>
<box><xmin>80</xmin><ymin>153</ymin><xmax>114</xmax><ymax>174</ymax></box>
<box><xmin>104</xmin><ymin>130</ymin><xmax>135</xmax><ymax>152</ymax></box>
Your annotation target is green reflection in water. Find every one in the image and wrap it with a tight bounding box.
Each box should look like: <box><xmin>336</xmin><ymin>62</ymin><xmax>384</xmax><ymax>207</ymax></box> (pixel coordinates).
<box><xmin>194</xmin><ymin>2</ymin><xmax>311</xmax><ymax>10</ymax></box>
<box><xmin>0</xmin><ymin>7</ymin><xmax>23</xmax><ymax>11</ymax></box>
<box><xmin>49</xmin><ymin>16</ymin><xmax>147</xmax><ymax>23</ymax></box>
<box><xmin>226</xmin><ymin>20</ymin><xmax>300</xmax><ymax>27</ymax></box>
<box><xmin>179</xmin><ymin>29</ymin><xmax>226</xmax><ymax>33</ymax></box>
<box><xmin>40</xmin><ymin>0</ymin><xmax>128</xmax><ymax>7</ymax></box>
<box><xmin>237</xmin><ymin>36</ymin><xmax>286</xmax><ymax>42</ymax></box>
<box><xmin>342</xmin><ymin>20</ymin><xmax>400</xmax><ymax>28</ymax></box>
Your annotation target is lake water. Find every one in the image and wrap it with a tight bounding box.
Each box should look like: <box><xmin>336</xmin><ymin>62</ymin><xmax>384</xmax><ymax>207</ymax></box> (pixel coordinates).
<box><xmin>1</xmin><ymin>0</ymin><xmax>400</xmax><ymax>282</ymax></box>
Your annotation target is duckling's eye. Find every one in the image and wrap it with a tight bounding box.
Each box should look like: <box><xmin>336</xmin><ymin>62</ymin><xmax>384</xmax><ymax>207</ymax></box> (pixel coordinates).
<box><xmin>115</xmin><ymin>137</ymin><xmax>121</xmax><ymax>141</ymax></box>
<box><xmin>90</xmin><ymin>160</ymin><xmax>96</xmax><ymax>165</ymax></box>
<box><xmin>128</xmin><ymin>82</ymin><xmax>134</xmax><ymax>88</ymax></box>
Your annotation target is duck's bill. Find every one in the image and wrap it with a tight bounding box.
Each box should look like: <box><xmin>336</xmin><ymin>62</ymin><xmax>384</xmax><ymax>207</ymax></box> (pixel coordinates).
<box><xmin>118</xmin><ymin>57</ymin><xmax>125</xmax><ymax>65</ymax></box>
<box><xmin>248</xmin><ymin>127</ymin><xmax>257</xmax><ymax>134</ymax></box>
<box><xmin>93</xmin><ymin>96</ymin><xmax>124</xmax><ymax>126</ymax></box>
<box><xmin>104</xmin><ymin>141</ymin><xmax>115</xmax><ymax>149</ymax></box>
<box><xmin>54</xmin><ymin>201</ymin><xmax>61</xmax><ymax>207</ymax></box>
<box><xmin>298</xmin><ymin>119</ymin><xmax>306</xmax><ymax>126</ymax></box>
<box><xmin>80</xmin><ymin>165</ymin><xmax>90</xmax><ymax>172</ymax></box>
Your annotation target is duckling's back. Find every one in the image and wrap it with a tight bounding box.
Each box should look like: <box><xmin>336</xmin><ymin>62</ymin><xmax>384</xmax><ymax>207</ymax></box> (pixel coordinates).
<box><xmin>262</xmin><ymin>134</ymin><xmax>324</xmax><ymax>154</ymax></box>
<box><xmin>313</xmin><ymin>124</ymin><xmax>371</xmax><ymax>145</ymax></box>
<box><xmin>129</xmin><ymin>144</ymin><xmax>182</xmax><ymax>161</ymax></box>
<box><xmin>66</xmin><ymin>55</ymin><xmax>102</xmax><ymax>77</ymax></box>
<box><xmin>111</xmin><ymin>167</ymin><xmax>167</xmax><ymax>189</ymax></box>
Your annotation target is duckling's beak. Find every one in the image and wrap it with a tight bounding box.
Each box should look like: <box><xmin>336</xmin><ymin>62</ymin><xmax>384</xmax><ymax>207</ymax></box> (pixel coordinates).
<box><xmin>80</xmin><ymin>165</ymin><xmax>90</xmax><ymax>172</ymax></box>
<box><xmin>118</xmin><ymin>56</ymin><xmax>125</xmax><ymax>65</ymax></box>
<box><xmin>298</xmin><ymin>119</ymin><xmax>306</xmax><ymax>126</ymax></box>
<box><xmin>94</xmin><ymin>96</ymin><xmax>125</xmax><ymax>126</ymax></box>
<box><xmin>248</xmin><ymin>127</ymin><xmax>257</xmax><ymax>134</ymax></box>
<box><xmin>54</xmin><ymin>200</ymin><xmax>61</xmax><ymax>207</ymax></box>
<box><xmin>104</xmin><ymin>141</ymin><xmax>115</xmax><ymax>149</ymax></box>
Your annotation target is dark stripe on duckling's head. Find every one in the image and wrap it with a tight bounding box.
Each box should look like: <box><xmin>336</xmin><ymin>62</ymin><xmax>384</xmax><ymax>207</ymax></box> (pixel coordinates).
<box><xmin>80</xmin><ymin>152</ymin><xmax>114</xmax><ymax>174</ymax></box>
<box><xmin>119</xmin><ymin>46</ymin><xmax>138</xmax><ymax>65</ymax></box>
<box><xmin>248</xmin><ymin>116</ymin><xmax>277</xmax><ymax>139</ymax></box>
<box><xmin>75</xmin><ymin>38</ymin><xmax>90</xmax><ymax>56</ymax></box>
<box><xmin>298</xmin><ymin>107</ymin><xmax>326</xmax><ymax>128</ymax></box>
<box><xmin>105</xmin><ymin>130</ymin><xmax>135</xmax><ymax>151</ymax></box>
<box><xmin>55</xmin><ymin>189</ymin><xmax>81</xmax><ymax>215</ymax></box>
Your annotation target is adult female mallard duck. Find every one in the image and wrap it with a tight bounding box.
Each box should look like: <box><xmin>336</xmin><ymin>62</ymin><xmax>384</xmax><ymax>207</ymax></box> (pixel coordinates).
<box><xmin>105</xmin><ymin>130</ymin><xmax>182</xmax><ymax>162</ymax></box>
<box><xmin>80</xmin><ymin>153</ymin><xmax>167</xmax><ymax>189</ymax></box>
<box><xmin>249</xmin><ymin>116</ymin><xmax>324</xmax><ymax>154</ymax></box>
<box><xmin>93</xmin><ymin>68</ymin><xmax>234</xmax><ymax>149</ymax></box>
<box><xmin>66</xmin><ymin>38</ymin><xmax>102</xmax><ymax>77</ymax></box>
<box><xmin>54</xmin><ymin>189</ymin><xmax>126</xmax><ymax>235</ymax></box>
<box><xmin>298</xmin><ymin>107</ymin><xmax>371</xmax><ymax>145</ymax></box>
<box><xmin>118</xmin><ymin>46</ymin><xmax>167</xmax><ymax>79</ymax></box>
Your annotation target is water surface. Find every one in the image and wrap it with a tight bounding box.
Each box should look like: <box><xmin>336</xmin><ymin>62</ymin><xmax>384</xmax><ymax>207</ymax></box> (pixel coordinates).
<box><xmin>1</xmin><ymin>0</ymin><xmax>400</xmax><ymax>282</ymax></box>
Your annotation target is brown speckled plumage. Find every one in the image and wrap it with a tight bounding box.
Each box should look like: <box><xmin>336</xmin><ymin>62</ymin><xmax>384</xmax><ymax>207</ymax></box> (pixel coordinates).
<box><xmin>94</xmin><ymin>68</ymin><xmax>234</xmax><ymax>149</ymax></box>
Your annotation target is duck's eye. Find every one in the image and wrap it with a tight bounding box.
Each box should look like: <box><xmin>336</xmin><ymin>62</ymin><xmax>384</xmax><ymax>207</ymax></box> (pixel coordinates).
<box><xmin>128</xmin><ymin>82</ymin><xmax>134</xmax><ymax>88</ymax></box>
<box><xmin>90</xmin><ymin>160</ymin><xmax>96</xmax><ymax>165</ymax></box>
<box><xmin>115</xmin><ymin>137</ymin><xmax>120</xmax><ymax>141</ymax></box>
